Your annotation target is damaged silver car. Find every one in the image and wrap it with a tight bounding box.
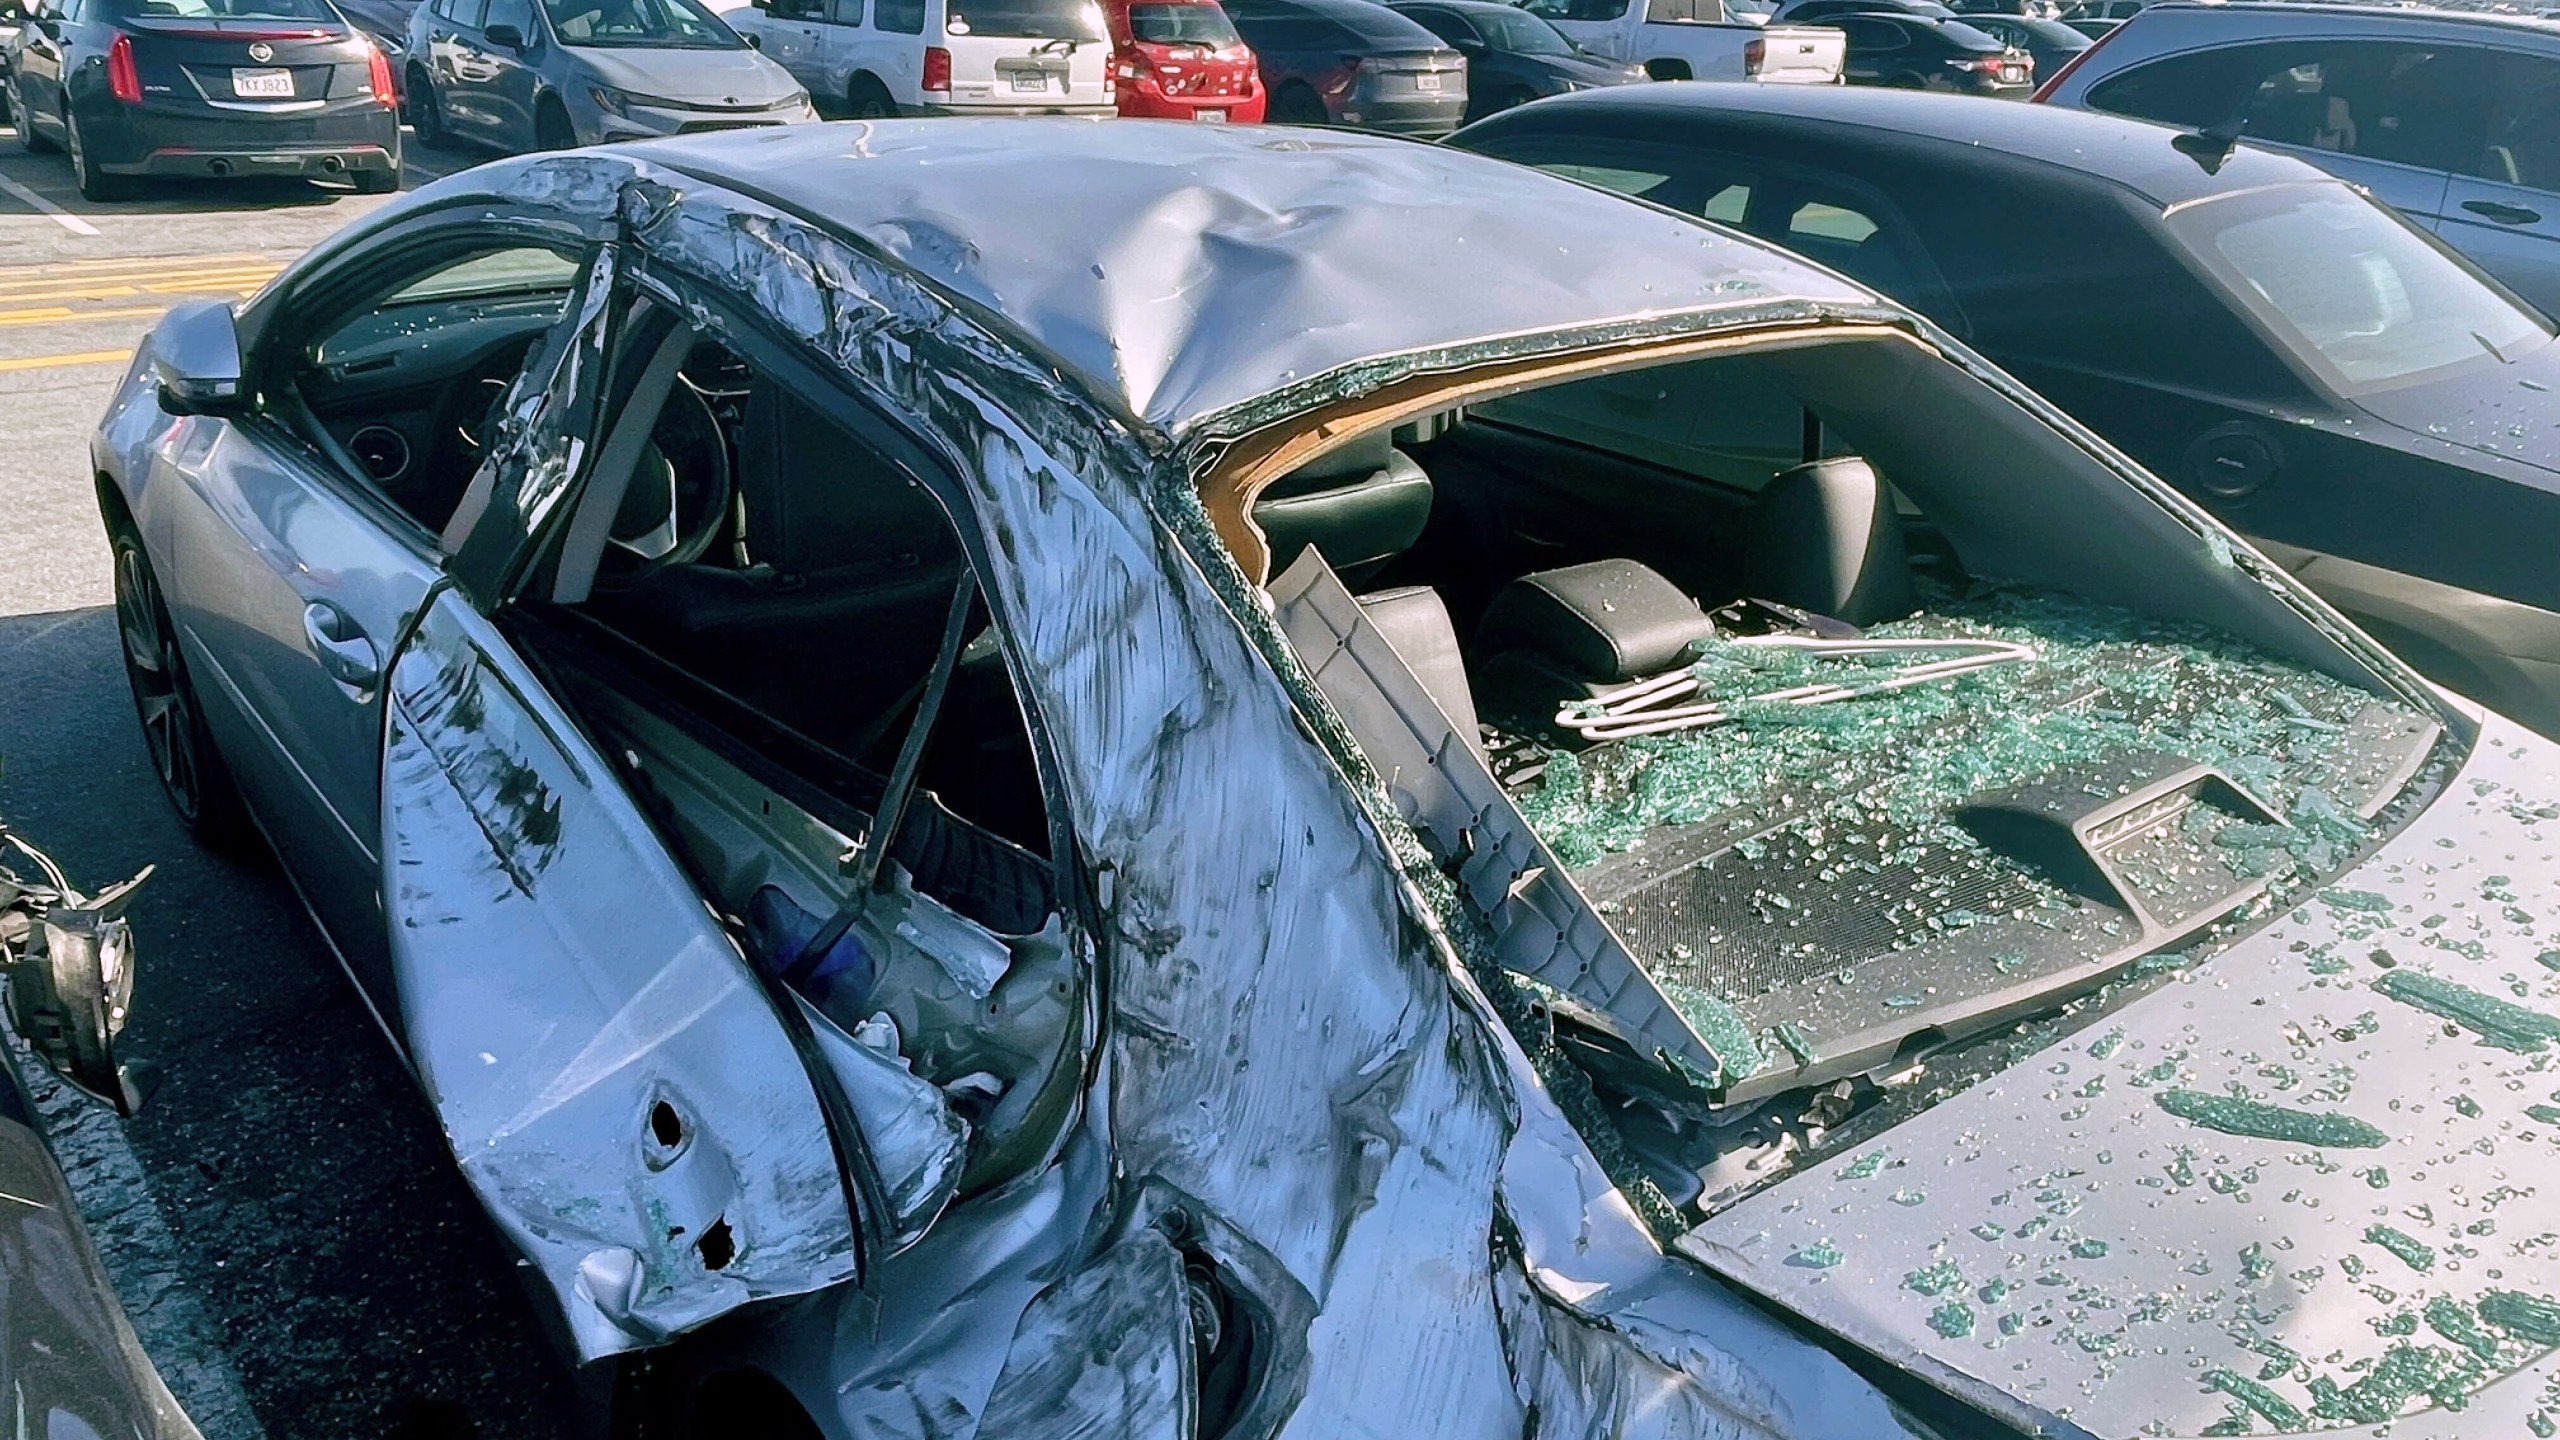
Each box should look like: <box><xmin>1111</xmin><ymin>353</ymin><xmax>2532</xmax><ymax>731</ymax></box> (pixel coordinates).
<box><xmin>88</xmin><ymin>119</ymin><xmax>2560</xmax><ymax>1438</ymax></box>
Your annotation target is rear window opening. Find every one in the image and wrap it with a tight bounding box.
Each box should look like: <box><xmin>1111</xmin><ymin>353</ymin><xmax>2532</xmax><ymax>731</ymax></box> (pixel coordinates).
<box><xmin>1126</xmin><ymin>1</ymin><xmax>1239</xmax><ymax>46</ymax></box>
<box><xmin>1224</xmin><ymin>329</ymin><xmax>2447</xmax><ymax>1221</ymax></box>
<box><xmin>946</xmin><ymin>0</ymin><xmax>1106</xmax><ymax>40</ymax></box>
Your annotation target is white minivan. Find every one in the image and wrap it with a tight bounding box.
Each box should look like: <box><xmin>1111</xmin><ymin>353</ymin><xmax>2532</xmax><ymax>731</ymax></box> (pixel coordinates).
<box><xmin>724</xmin><ymin>0</ymin><xmax>1114</xmax><ymax>115</ymax></box>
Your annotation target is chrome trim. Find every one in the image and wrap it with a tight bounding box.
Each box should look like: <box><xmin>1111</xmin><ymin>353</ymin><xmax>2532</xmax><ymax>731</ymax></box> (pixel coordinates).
<box><xmin>204</xmin><ymin>97</ymin><xmax>326</xmax><ymax>112</ymax></box>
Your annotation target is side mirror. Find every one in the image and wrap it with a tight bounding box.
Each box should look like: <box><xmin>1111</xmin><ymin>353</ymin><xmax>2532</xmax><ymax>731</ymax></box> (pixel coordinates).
<box><xmin>484</xmin><ymin>20</ymin><xmax>525</xmax><ymax>45</ymax></box>
<box><xmin>148</xmin><ymin>300</ymin><xmax>246</xmax><ymax>418</ymax></box>
<box><xmin>0</xmin><ymin>827</ymin><xmax>153</xmax><ymax>1116</ymax></box>
<box><xmin>742</xmin><ymin>29</ymin><xmax>761</xmax><ymax>44</ymax></box>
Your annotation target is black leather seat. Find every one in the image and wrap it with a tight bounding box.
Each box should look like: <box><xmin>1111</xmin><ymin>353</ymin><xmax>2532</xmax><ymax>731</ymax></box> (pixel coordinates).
<box><xmin>1743</xmin><ymin>456</ymin><xmax>1915</xmax><ymax>627</ymax></box>
<box><xmin>1253</xmin><ymin>433</ymin><xmax>1434</xmax><ymax>589</ymax></box>
<box><xmin>1470</xmin><ymin>558</ymin><xmax>1716</xmax><ymax>734</ymax></box>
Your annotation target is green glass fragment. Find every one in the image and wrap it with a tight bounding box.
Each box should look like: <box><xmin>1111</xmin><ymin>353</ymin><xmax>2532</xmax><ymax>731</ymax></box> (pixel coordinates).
<box><xmin>1786</xmin><ymin>1240</ymin><xmax>1845</xmax><ymax>1269</ymax></box>
<box><xmin>1905</xmin><ymin>1259</ymin><xmax>1966</xmax><ymax>1296</ymax></box>
<box><xmin>2156</xmin><ymin>1088</ymin><xmax>2389</xmax><ymax>1149</ymax></box>
<box><xmin>1838</xmin><ymin>1149</ymin><xmax>1886</xmax><ymax>1181</ymax></box>
<box><xmin>2364</xmin><ymin>1224</ymin><xmax>2436</xmax><ymax>1273</ymax></box>
<box><xmin>2425</xmin><ymin>1296</ymin><xmax>2502</xmax><ymax>1361</ymax></box>
<box><xmin>2480</xmin><ymin>1290</ymin><xmax>2560</xmax><ymax>1345</ymax></box>
<box><xmin>2070</xmin><ymin>1238</ymin><xmax>2111</xmax><ymax>1259</ymax></box>
<box><xmin>1928</xmin><ymin>1299</ymin><xmax>1977</xmax><ymax>1339</ymax></box>
<box><xmin>2372</xmin><ymin>970</ymin><xmax>2560</xmax><ymax>1054</ymax></box>
<box><xmin>2205</xmin><ymin>1368</ymin><xmax>2306</xmax><ymax>1429</ymax></box>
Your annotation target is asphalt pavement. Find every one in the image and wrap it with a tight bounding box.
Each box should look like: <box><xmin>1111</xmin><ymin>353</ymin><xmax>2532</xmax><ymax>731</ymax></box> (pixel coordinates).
<box><xmin>0</xmin><ymin>125</ymin><xmax>587</xmax><ymax>1438</ymax></box>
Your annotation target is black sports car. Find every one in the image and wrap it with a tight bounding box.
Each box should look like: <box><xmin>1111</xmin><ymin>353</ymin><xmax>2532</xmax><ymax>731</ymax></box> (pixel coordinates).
<box><xmin>5</xmin><ymin>0</ymin><xmax>399</xmax><ymax>200</ymax></box>
<box><xmin>1455</xmin><ymin>82</ymin><xmax>2560</xmax><ymax>736</ymax></box>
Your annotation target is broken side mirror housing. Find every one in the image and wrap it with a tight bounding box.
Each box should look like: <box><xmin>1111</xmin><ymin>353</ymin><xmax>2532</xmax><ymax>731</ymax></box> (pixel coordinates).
<box><xmin>0</xmin><ymin>827</ymin><xmax>153</xmax><ymax>1117</ymax></box>
<box><xmin>148</xmin><ymin>300</ymin><xmax>246</xmax><ymax>418</ymax></box>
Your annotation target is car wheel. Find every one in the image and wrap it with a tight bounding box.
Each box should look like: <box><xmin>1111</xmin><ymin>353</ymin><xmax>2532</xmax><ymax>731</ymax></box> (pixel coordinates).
<box><xmin>844</xmin><ymin>76</ymin><xmax>895</xmax><ymax>118</ymax></box>
<box><xmin>65</xmin><ymin>107</ymin><xmax>135</xmax><ymax>201</ymax></box>
<box><xmin>534</xmin><ymin>95</ymin><xmax>576</xmax><ymax>151</ymax></box>
<box><xmin>13</xmin><ymin>81</ymin><xmax>55</xmax><ymax>153</ymax></box>
<box><xmin>407</xmin><ymin>67</ymin><xmax>457</xmax><ymax>149</ymax></box>
<box><xmin>1270</xmin><ymin>83</ymin><xmax>1326</xmax><ymax>125</ymax></box>
<box><xmin>111</xmin><ymin>530</ymin><xmax>252</xmax><ymax>849</ymax></box>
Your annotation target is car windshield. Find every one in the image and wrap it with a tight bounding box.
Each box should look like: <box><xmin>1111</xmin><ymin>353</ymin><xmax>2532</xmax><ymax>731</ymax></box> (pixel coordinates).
<box><xmin>2164</xmin><ymin>182</ymin><xmax>2554</xmax><ymax>396</ymax></box>
<box><xmin>1470</xmin><ymin>6</ymin><xmax>1571</xmax><ymax>52</ymax></box>
<box><xmin>1126</xmin><ymin>0</ymin><xmax>1234</xmax><ymax>42</ymax></box>
<box><xmin>541</xmin><ymin>0</ymin><xmax>740</xmax><ymax>47</ymax></box>
<box><xmin>113</xmin><ymin>0</ymin><xmax>341</xmax><ymax>20</ymax></box>
<box><xmin>946</xmin><ymin>0</ymin><xmax>1105</xmax><ymax>38</ymax></box>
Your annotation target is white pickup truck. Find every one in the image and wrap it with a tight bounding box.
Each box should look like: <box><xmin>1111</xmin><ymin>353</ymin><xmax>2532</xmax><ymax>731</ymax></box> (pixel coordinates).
<box><xmin>1522</xmin><ymin>0</ymin><xmax>1844</xmax><ymax>82</ymax></box>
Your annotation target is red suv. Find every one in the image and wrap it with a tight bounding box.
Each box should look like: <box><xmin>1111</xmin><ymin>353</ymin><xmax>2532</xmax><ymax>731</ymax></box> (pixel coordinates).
<box><xmin>1103</xmin><ymin>0</ymin><xmax>1265</xmax><ymax>122</ymax></box>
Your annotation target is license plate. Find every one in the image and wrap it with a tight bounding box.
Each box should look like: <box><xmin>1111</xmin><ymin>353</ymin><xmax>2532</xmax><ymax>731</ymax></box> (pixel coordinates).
<box><xmin>1415</xmin><ymin>72</ymin><xmax>1440</xmax><ymax>90</ymax></box>
<box><xmin>1009</xmin><ymin>71</ymin><xmax>1048</xmax><ymax>93</ymax></box>
<box><xmin>232</xmin><ymin>67</ymin><xmax>295</xmax><ymax>98</ymax></box>
<box><xmin>2000</xmin><ymin>65</ymin><xmax>2022</xmax><ymax>82</ymax></box>
<box><xmin>1194</xmin><ymin>107</ymin><xmax>1227</xmax><ymax>122</ymax></box>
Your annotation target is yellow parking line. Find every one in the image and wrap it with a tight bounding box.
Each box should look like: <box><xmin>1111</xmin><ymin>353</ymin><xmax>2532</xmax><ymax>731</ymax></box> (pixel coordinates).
<box><xmin>0</xmin><ymin>304</ymin><xmax>169</xmax><ymax>328</ymax></box>
<box><xmin>139</xmin><ymin>271</ymin><xmax>280</xmax><ymax>295</ymax></box>
<box><xmin>0</xmin><ymin>349</ymin><xmax>131</xmax><ymax>374</ymax></box>
<box><xmin>0</xmin><ymin>252</ymin><xmax>279</xmax><ymax>281</ymax></box>
<box><xmin>0</xmin><ymin>269</ymin><xmax>277</xmax><ymax>303</ymax></box>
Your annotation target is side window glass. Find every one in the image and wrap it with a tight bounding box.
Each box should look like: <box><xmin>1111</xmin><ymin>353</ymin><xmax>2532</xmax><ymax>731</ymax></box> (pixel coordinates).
<box><xmin>827</xmin><ymin>0</ymin><xmax>862</xmax><ymax>23</ymax></box>
<box><xmin>452</xmin><ymin>0</ymin><xmax>489</xmax><ymax>26</ymax></box>
<box><xmin>1520</xmin><ymin>0</ymin><xmax>1625</xmax><ymax>23</ymax></box>
<box><xmin>289</xmin><ymin>244</ymin><xmax>592</xmax><ymax>538</ymax></box>
<box><xmin>483</xmin><ymin>0</ymin><xmax>531</xmax><ymax>32</ymax></box>
<box><xmin>1841</xmin><ymin>18</ymin><xmax>1901</xmax><ymax>50</ymax></box>
<box><xmin>2471</xmin><ymin>55</ymin><xmax>2560</xmax><ymax>191</ymax></box>
<box><xmin>875</xmin><ymin>0</ymin><xmax>922</xmax><ymax>32</ymax></box>
<box><xmin>2091</xmin><ymin>40</ymin><xmax>2493</xmax><ymax>173</ymax></box>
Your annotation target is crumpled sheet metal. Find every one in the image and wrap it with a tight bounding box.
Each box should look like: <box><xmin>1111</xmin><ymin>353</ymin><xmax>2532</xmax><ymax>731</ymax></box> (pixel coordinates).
<box><xmin>606</xmin><ymin>171</ymin><xmax>1916</xmax><ymax>1437</ymax></box>
<box><xmin>609</xmin><ymin>119</ymin><xmax>1871</xmax><ymax>430</ymax></box>
<box><xmin>382</xmin><ymin>594</ymin><xmax>856</xmax><ymax>1362</ymax></box>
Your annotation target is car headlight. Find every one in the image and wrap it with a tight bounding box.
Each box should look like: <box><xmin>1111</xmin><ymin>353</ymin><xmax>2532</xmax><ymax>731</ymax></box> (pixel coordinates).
<box><xmin>587</xmin><ymin>84</ymin><xmax>630</xmax><ymax>117</ymax></box>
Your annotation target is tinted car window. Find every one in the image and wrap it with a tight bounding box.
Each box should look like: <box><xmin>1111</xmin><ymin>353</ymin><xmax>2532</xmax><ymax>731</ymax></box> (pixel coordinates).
<box><xmin>1129</xmin><ymin>0</ymin><xmax>1238</xmax><ymax>42</ymax></box>
<box><xmin>1839</xmin><ymin>16</ymin><xmax>1906</xmax><ymax>49</ymax></box>
<box><xmin>826</xmin><ymin>0</ymin><xmax>861</xmax><ymax>23</ymax></box>
<box><xmin>2164</xmin><ymin>182</ymin><xmax>2552</xmax><ymax>394</ymax></box>
<box><xmin>484</xmin><ymin>0</ymin><xmax>530</xmax><ymax>32</ymax></box>
<box><xmin>947</xmin><ymin>0</ymin><xmax>1103</xmax><ymax>37</ymax></box>
<box><xmin>116</xmin><ymin>0</ymin><xmax>341</xmax><ymax>16</ymax></box>
<box><xmin>875</xmin><ymin>0</ymin><xmax>921</xmax><ymax>31</ymax></box>
<box><xmin>1508</xmin><ymin>142</ymin><xmax>1758</xmax><ymax>224</ymax></box>
<box><xmin>1470</xmin><ymin>5</ymin><xmax>1571</xmax><ymax>52</ymax></box>
<box><xmin>1518</xmin><ymin>0</ymin><xmax>1630</xmax><ymax>25</ymax></box>
<box><xmin>2088</xmin><ymin>40</ymin><xmax>2499</xmax><ymax>176</ymax></box>
<box><xmin>541</xmin><ymin>0</ymin><xmax>742</xmax><ymax>45</ymax></box>
<box><xmin>2475</xmin><ymin>53</ymin><xmax>2560</xmax><ymax>190</ymax></box>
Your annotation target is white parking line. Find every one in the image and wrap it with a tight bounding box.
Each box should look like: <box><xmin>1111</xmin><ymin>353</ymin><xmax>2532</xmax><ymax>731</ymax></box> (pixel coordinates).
<box><xmin>0</xmin><ymin>172</ymin><xmax>101</xmax><ymax>237</ymax></box>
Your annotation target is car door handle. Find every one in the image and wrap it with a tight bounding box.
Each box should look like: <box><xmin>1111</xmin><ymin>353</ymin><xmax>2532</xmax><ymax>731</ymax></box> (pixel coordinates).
<box><xmin>302</xmin><ymin>601</ymin><xmax>381</xmax><ymax>692</ymax></box>
<box><xmin>2462</xmin><ymin>199</ymin><xmax>2542</xmax><ymax>226</ymax></box>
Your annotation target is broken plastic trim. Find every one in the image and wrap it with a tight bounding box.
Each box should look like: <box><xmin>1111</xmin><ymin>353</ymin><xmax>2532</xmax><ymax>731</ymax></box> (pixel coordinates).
<box><xmin>1555</xmin><ymin>636</ymin><xmax>2038</xmax><ymax>742</ymax></box>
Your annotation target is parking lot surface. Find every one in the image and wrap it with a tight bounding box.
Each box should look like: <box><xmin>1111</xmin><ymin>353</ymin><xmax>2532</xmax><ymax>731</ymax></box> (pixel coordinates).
<box><xmin>0</xmin><ymin>131</ymin><xmax>586</xmax><ymax>1438</ymax></box>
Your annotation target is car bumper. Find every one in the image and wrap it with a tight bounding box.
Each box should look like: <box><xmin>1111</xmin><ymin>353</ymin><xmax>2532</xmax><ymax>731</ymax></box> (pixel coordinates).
<box><xmin>1336</xmin><ymin>95</ymin><xmax>1465</xmax><ymax>136</ymax></box>
<box><xmin>587</xmin><ymin>100</ymin><xmax>818</xmax><ymax>144</ymax></box>
<box><xmin>77</xmin><ymin>100</ymin><xmax>401</xmax><ymax>175</ymax></box>
<box><xmin>910</xmin><ymin>99</ymin><xmax>1120</xmax><ymax>117</ymax></box>
<box><xmin>1115</xmin><ymin>89</ymin><xmax>1264</xmax><ymax>122</ymax></box>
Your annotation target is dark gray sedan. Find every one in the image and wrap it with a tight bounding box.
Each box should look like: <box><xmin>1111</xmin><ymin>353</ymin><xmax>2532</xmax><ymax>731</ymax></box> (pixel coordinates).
<box><xmin>90</xmin><ymin>118</ymin><xmax>2560</xmax><ymax>1439</ymax></box>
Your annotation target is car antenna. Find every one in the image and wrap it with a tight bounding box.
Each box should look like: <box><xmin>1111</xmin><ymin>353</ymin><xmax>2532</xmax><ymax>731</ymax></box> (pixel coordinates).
<box><xmin>2172</xmin><ymin>107</ymin><xmax>2248</xmax><ymax>175</ymax></box>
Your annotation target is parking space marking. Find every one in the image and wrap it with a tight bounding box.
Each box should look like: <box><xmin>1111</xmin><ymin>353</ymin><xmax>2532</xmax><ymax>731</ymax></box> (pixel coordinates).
<box><xmin>0</xmin><ymin>304</ymin><xmax>165</xmax><ymax>329</ymax></box>
<box><xmin>0</xmin><ymin>173</ymin><xmax>103</xmax><ymax>236</ymax></box>
<box><xmin>0</xmin><ymin>349</ymin><xmax>131</xmax><ymax>373</ymax></box>
<box><xmin>0</xmin><ymin>252</ymin><xmax>277</xmax><ymax>281</ymax></box>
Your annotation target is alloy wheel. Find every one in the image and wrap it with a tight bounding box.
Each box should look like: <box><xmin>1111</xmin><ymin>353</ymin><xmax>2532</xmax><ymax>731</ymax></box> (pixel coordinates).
<box><xmin>113</xmin><ymin>540</ymin><xmax>205</xmax><ymax>824</ymax></box>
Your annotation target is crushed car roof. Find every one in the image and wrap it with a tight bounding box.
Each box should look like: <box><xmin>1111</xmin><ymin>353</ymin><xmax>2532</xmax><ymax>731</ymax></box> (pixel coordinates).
<box><xmin>612</xmin><ymin>118</ymin><xmax>1877</xmax><ymax>429</ymax></box>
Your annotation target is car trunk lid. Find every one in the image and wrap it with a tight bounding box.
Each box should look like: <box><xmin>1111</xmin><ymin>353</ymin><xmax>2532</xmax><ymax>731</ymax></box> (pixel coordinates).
<box><xmin>941</xmin><ymin>0</ymin><xmax>1109</xmax><ymax>105</ymax></box>
<box><xmin>127</xmin><ymin>21</ymin><xmax>357</xmax><ymax>106</ymax></box>
<box><xmin>1678</xmin><ymin>718</ymin><xmax>2560</xmax><ymax>1438</ymax></box>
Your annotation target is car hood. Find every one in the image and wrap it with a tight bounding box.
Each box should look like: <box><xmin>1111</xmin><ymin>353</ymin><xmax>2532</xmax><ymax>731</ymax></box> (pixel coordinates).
<box><xmin>574</xmin><ymin>45</ymin><xmax>798</xmax><ymax>104</ymax></box>
<box><xmin>2353</xmin><ymin>340</ymin><xmax>2560</xmax><ymax>482</ymax></box>
<box><xmin>1683</xmin><ymin>713</ymin><xmax>2560</xmax><ymax>1438</ymax></box>
<box><xmin>1544</xmin><ymin>48</ymin><xmax>1646</xmax><ymax>85</ymax></box>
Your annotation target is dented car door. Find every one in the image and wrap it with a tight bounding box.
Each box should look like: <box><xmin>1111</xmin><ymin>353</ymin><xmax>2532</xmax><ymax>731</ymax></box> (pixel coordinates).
<box><xmin>380</xmin><ymin>245</ymin><xmax>861</xmax><ymax>1361</ymax></box>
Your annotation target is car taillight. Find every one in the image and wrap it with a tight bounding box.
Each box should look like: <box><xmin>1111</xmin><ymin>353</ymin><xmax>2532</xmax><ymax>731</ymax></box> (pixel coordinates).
<box><xmin>107</xmin><ymin>34</ymin><xmax>141</xmax><ymax>103</ymax></box>
<box><xmin>2030</xmin><ymin>18</ymin><xmax>2117</xmax><ymax>101</ymax></box>
<box><xmin>922</xmin><ymin>44</ymin><xmax>951</xmax><ymax>92</ymax></box>
<box><xmin>365</xmin><ymin>42</ymin><xmax>395</xmax><ymax>106</ymax></box>
<box><xmin>1742</xmin><ymin>34</ymin><xmax>1764</xmax><ymax>74</ymax></box>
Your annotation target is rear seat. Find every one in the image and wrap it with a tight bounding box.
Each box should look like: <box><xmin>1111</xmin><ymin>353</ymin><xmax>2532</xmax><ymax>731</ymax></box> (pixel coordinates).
<box><xmin>1254</xmin><ymin>436</ymin><xmax>1480</xmax><ymax>749</ymax></box>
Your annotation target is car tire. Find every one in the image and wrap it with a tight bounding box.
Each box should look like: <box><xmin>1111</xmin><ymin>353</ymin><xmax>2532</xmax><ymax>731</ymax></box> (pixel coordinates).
<box><xmin>110</xmin><ymin>528</ymin><xmax>254</xmax><ymax>851</ymax></box>
<box><xmin>13</xmin><ymin>81</ymin><xmax>55</xmax><ymax>153</ymax></box>
<box><xmin>407</xmin><ymin>67</ymin><xmax>458</xmax><ymax>149</ymax></box>
<box><xmin>1270</xmin><ymin>83</ymin><xmax>1326</xmax><ymax>125</ymax></box>
<box><xmin>65</xmin><ymin>107</ymin><xmax>135</xmax><ymax>201</ymax></box>
<box><xmin>844</xmin><ymin>75</ymin><xmax>895</xmax><ymax>118</ymax></box>
<box><xmin>534</xmin><ymin>95</ymin><xmax>576</xmax><ymax>151</ymax></box>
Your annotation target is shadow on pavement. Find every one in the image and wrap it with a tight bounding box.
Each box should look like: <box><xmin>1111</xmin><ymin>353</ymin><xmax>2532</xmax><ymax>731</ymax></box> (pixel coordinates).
<box><xmin>0</xmin><ymin>605</ymin><xmax>584</xmax><ymax>1440</ymax></box>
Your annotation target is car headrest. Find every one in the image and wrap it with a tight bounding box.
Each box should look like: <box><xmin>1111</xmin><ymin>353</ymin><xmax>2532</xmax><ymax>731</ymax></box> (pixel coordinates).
<box><xmin>1252</xmin><ymin>436</ymin><xmax>1433</xmax><ymax>588</ymax></box>
<box><xmin>1745</xmin><ymin>456</ymin><xmax>1915</xmax><ymax>627</ymax></box>
<box><xmin>1473</xmin><ymin>559</ymin><xmax>1714</xmax><ymax>685</ymax></box>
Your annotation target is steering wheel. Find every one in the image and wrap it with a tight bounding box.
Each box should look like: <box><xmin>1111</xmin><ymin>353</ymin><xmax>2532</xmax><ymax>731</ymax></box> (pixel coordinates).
<box><xmin>605</xmin><ymin>375</ymin><xmax>732</xmax><ymax>570</ymax></box>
